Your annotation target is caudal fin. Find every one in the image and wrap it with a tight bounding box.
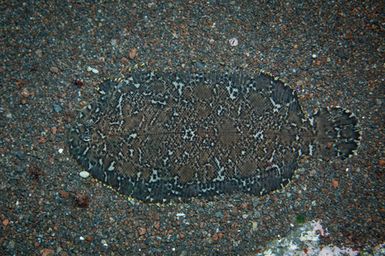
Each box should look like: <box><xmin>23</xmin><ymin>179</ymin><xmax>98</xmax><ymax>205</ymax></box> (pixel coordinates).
<box><xmin>314</xmin><ymin>107</ymin><xmax>361</xmax><ymax>159</ymax></box>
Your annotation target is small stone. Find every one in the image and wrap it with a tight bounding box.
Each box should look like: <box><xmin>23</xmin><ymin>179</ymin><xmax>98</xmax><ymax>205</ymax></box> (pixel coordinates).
<box><xmin>73</xmin><ymin>79</ymin><xmax>84</xmax><ymax>87</ymax></box>
<box><xmin>79</xmin><ymin>171</ymin><xmax>90</xmax><ymax>178</ymax></box>
<box><xmin>52</xmin><ymin>103</ymin><xmax>63</xmax><ymax>113</ymax></box>
<box><xmin>215</xmin><ymin>211</ymin><xmax>224</xmax><ymax>219</ymax></box>
<box><xmin>50</xmin><ymin>66</ymin><xmax>59</xmax><ymax>74</ymax></box>
<box><xmin>40</xmin><ymin>248</ymin><xmax>55</xmax><ymax>256</ymax></box>
<box><xmin>87</xmin><ymin>66</ymin><xmax>99</xmax><ymax>74</ymax></box>
<box><xmin>138</xmin><ymin>227</ymin><xmax>147</xmax><ymax>236</ymax></box>
<box><xmin>58</xmin><ymin>148</ymin><xmax>64</xmax><ymax>154</ymax></box>
<box><xmin>59</xmin><ymin>191</ymin><xmax>70</xmax><ymax>199</ymax></box>
<box><xmin>85</xmin><ymin>236</ymin><xmax>93</xmax><ymax>242</ymax></box>
<box><xmin>326</xmin><ymin>142</ymin><xmax>333</xmax><ymax>149</ymax></box>
<box><xmin>251</xmin><ymin>221</ymin><xmax>258</xmax><ymax>231</ymax></box>
<box><xmin>228</xmin><ymin>37</ymin><xmax>238</xmax><ymax>47</ymax></box>
<box><xmin>21</xmin><ymin>88</ymin><xmax>30</xmax><ymax>98</ymax></box>
<box><xmin>332</xmin><ymin>179</ymin><xmax>339</xmax><ymax>188</ymax></box>
<box><xmin>211</xmin><ymin>232</ymin><xmax>224</xmax><ymax>241</ymax></box>
<box><xmin>195</xmin><ymin>61</ymin><xmax>205</xmax><ymax>69</ymax></box>
<box><xmin>38</xmin><ymin>136</ymin><xmax>47</xmax><ymax>144</ymax></box>
<box><xmin>154</xmin><ymin>221</ymin><xmax>161</xmax><ymax>230</ymax></box>
<box><xmin>121</xmin><ymin>57</ymin><xmax>129</xmax><ymax>64</ymax></box>
<box><xmin>311</xmin><ymin>53</ymin><xmax>317</xmax><ymax>59</ymax></box>
<box><xmin>111</xmin><ymin>39</ymin><xmax>117</xmax><ymax>46</ymax></box>
<box><xmin>378</xmin><ymin>159</ymin><xmax>385</xmax><ymax>167</ymax></box>
<box><xmin>36</xmin><ymin>49</ymin><xmax>43</xmax><ymax>58</ymax></box>
<box><xmin>129</xmin><ymin>48</ymin><xmax>138</xmax><ymax>59</ymax></box>
<box><xmin>2</xmin><ymin>219</ymin><xmax>10</xmax><ymax>226</ymax></box>
<box><xmin>20</xmin><ymin>97</ymin><xmax>28</xmax><ymax>104</ymax></box>
<box><xmin>101</xmin><ymin>239</ymin><xmax>108</xmax><ymax>247</ymax></box>
<box><xmin>14</xmin><ymin>151</ymin><xmax>27</xmax><ymax>160</ymax></box>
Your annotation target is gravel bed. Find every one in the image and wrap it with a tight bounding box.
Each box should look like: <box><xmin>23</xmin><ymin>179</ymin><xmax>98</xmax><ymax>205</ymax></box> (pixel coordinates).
<box><xmin>1</xmin><ymin>1</ymin><xmax>384</xmax><ymax>255</ymax></box>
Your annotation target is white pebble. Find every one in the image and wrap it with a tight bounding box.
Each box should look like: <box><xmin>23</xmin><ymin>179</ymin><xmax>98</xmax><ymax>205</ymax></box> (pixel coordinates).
<box><xmin>58</xmin><ymin>148</ymin><xmax>64</xmax><ymax>154</ymax></box>
<box><xmin>79</xmin><ymin>236</ymin><xmax>85</xmax><ymax>241</ymax></box>
<box><xmin>79</xmin><ymin>171</ymin><xmax>90</xmax><ymax>178</ymax></box>
<box><xmin>311</xmin><ymin>53</ymin><xmax>317</xmax><ymax>59</ymax></box>
<box><xmin>176</xmin><ymin>213</ymin><xmax>186</xmax><ymax>218</ymax></box>
<box><xmin>101</xmin><ymin>239</ymin><xmax>108</xmax><ymax>247</ymax></box>
<box><xmin>87</xmin><ymin>66</ymin><xmax>99</xmax><ymax>74</ymax></box>
<box><xmin>228</xmin><ymin>37</ymin><xmax>238</xmax><ymax>47</ymax></box>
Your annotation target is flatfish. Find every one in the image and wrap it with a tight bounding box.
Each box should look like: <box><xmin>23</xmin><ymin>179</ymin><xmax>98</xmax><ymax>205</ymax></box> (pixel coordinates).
<box><xmin>67</xmin><ymin>72</ymin><xmax>360</xmax><ymax>202</ymax></box>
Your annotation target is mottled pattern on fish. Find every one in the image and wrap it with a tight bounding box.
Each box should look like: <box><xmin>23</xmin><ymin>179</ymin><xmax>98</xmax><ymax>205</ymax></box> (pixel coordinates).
<box><xmin>67</xmin><ymin>72</ymin><xmax>360</xmax><ymax>202</ymax></box>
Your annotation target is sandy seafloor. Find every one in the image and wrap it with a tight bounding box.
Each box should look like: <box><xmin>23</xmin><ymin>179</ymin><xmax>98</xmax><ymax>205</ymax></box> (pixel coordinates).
<box><xmin>1</xmin><ymin>1</ymin><xmax>384</xmax><ymax>255</ymax></box>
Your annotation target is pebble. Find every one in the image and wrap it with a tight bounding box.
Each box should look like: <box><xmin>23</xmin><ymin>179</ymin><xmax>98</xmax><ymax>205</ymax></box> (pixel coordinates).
<box><xmin>50</xmin><ymin>66</ymin><xmax>59</xmax><ymax>74</ymax></box>
<box><xmin>40</xmin><ymin>248</ymin><xmax>54</xmax><ymax>256</ymax></box>
<box><xmin>251</xmin><ymin>221</ymin><xmax>258</xmax><ymax>231</ymax></box>
<box><xmin>228</xmin><ymin>37</ymin><xmax>238</xmax><ymax>47</ymax></box>
<box><xmin>87</xmin><ymin>66</ymin><xmax>99</xmax><ymax>74</ymax></box>
<box><xmin>52</xmin><ymin>103</ymin><xmax>63</xmax><ymax>113</ymax></box>
<box><xmin>101</xmin><ymin>240</ymin><xmax>108</xmax><ymax>247</ymax></box>
<box><xmin>35</xmin><ymin>49</ymin><xmax>43</xmax><ymax>58</ymax></box>
<box><xmin>58</xmin><ymin>148</ymin><xmax>64</xmax><ymax>154</ymax></box>
<box><xmin>79</xmin><ymin>171</ymin><xmax>90</xmax><ymax>178</ymax></box>
<box><xmin>2</xmin><ymin>218</ymin><xmax>10</xmax><ymax>226</ymax></box>
<box><xmin>129</xmin><ymin>48</ymin><xmax>138</xmax><ymax>59</ymax></box>
<box><xmin>211</xmin><ymin>232</ymin><xmax>224</xmax><ymax>241</ymax></box>
<box><xmin>59</xmin><ymin>191</ymin><xmax>69</xmax><ymax>199</ymax></box>
<box><xmin>14</xmin><ymin>151</ymin><xmax>27</xmax><ymax>160</ymax></box>
<box><xmin>73</xmin><ymin>79</ymin><xmax>84</xmax><ymax>87</ymax></box>
<box><xmin>121</xmin><ymin>57</ymin><xmax>129</xmax><ymax>64</ymax></box>
<box><xmin>20</xmin><ymin>88</ymin><xmax>31</xmax><ymax>98</ymax></box>
<box><xmin>332</xmin><ymin>179</ymin><xmax>339</xmax><ymax>188</ymax></box>
<box><xmin>38</xmin><ymin>136</ymin><xmax>47</xmax><ymax>144</ymax></box>
<box><xmin>195</xmin><ymin>61</ymin><xmax>205</xmax><ymax>69</ymax></box>
<box><xmin>214</xmin><ymin>211</ymin><xmax>224</xmax><ymax>219</ymax></box>
<box><xmin>138</xmin><ymin>227</ymin><xmax>147</xmax><ymax>236</ymax></box>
